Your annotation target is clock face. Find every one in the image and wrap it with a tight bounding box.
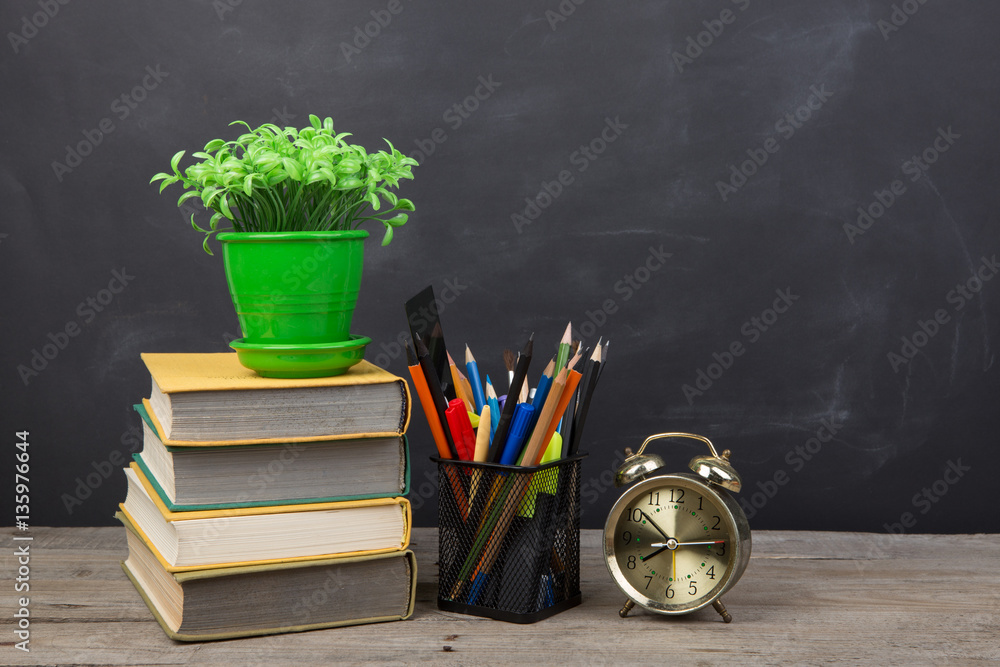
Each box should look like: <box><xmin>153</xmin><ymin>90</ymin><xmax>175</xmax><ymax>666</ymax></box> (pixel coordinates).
<box><xmin>605</xmin><ymin>475</ymin><xmax>739</xmax><ymax>614</ymax></box>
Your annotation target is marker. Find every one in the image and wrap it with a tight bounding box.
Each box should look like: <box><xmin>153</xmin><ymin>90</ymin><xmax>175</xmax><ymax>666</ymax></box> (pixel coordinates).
<box><xmin>501</xmin><ymin>403</ymin><xmax>535</xmax><ymax>466</ymax></box>
<box><xmin>445</xmin><ymin>398</ymin><xmax>476</xmax><ymax>461</ymax></box>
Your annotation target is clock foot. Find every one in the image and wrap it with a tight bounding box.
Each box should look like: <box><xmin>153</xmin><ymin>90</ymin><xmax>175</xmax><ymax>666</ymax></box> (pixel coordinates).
<box><xmin>712</xmin><ymin>599</ymin><xmax>732</xmax><ymax>623</ymax></box>
<box><xmin>619</xmin><ymin>599</ymin><xmax>635</xmax><ymax>618</ymax></box>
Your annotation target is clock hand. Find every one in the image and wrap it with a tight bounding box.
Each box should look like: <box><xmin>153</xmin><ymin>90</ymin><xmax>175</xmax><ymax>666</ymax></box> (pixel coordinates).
<box><xmin>637</xmin><ymin>509</ymin><xmax>670</xmax><ymax>541</ymax></box>
<box><xmin>640</xmin><ymin>545</ymin><xmax>671</xmax><ymax>562</ymax></box>
<box><xmin>675</xmin><ymin>540</ymin><xmax>726</xmax><ymax>547</ymax></box>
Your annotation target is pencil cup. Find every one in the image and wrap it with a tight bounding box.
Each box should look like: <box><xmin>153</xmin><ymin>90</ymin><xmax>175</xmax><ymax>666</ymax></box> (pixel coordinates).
<box><xmin>435</xmin><ymin>455</ymin><xmax>586</xmax><ymax>623</ymax></box>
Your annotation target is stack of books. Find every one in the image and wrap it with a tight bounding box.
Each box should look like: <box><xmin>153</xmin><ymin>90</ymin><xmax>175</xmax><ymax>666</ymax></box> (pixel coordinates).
<box><xmin>117</xmin><ymin>352</ymin><xmax>415</xmax><ymax>641</ymax></box>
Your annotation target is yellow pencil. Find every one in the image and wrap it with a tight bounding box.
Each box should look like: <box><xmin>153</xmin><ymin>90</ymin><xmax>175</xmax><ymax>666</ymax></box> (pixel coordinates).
<box><xmin>447</xmin><ymin>350</ymin><xmax>474</xmax><ymax>412</ymax></box>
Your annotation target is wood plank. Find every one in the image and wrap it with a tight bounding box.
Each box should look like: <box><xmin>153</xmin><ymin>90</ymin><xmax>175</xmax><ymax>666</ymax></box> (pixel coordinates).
<box><xmin>2</xmin><ymin>528</ymin><xmax>999</xmax><ymax>665</ymax></box>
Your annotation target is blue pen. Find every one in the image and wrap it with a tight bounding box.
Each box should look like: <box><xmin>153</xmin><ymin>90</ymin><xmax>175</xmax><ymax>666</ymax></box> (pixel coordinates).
<box><xmin>465</xmin><ymin>345</ymin><xmax>487</xmax><ymax>413</ymax></box>
<box><xmin>501</xmin><ymin>403</ymin><xmax>535</xmax><ymax>466</ymax></box>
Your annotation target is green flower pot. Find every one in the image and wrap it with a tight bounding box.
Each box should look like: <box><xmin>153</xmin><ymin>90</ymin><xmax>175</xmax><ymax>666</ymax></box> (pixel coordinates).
<box><xmin>218</xmin><ymin>231</ymin><xmax>367</xmax><ymax>345</ymax></box>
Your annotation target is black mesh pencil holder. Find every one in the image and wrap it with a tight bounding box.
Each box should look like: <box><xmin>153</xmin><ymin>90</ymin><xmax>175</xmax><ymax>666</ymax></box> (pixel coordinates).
<box><xmin>435</xmin><ymin>454</ymin><xmax>585</xmax><ymax>623</ymax></box>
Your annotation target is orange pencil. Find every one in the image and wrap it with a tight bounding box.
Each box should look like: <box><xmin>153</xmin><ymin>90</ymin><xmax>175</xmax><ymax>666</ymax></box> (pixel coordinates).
<box><xmin>407</xmin><ymin>346</ymin><xmax>468</xmax><ymax>519</ymax></box>
<box><xmin>533</xmin><ymin>369</ymin><xmax>583</xmax><ymax>465</ymax></box>
<box><xmin>518</xmin><ymin>366</ymin><xmax>568</xmax><ymax>466</ymax></box>
<box><xmin>407</xmin><ymin>352</ymin><xmax>452</xmax><ymax>460</ymax></box>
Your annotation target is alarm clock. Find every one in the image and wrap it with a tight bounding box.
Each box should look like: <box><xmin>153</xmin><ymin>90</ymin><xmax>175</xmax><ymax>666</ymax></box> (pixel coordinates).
<box><xmin>603</xmin><ymin>432</ymin><xmax>751</xmax><ymax>622</ymax></box>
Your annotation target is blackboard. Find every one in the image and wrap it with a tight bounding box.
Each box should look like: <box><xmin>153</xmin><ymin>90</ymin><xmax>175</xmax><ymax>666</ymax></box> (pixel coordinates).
<box><xmin>3</xmin><ymin>0</ymin><xmax>998</xmax><ymax>534</ymax></box>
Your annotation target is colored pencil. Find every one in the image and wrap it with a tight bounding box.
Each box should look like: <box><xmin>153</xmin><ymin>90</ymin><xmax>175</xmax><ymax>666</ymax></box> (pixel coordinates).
<box><xmin>518</xmin><ymin>366</ymin><xmax>568</xmax><ymax>466</ymax></box>
<box><xmin>489</xmin><ymin>333</ymin><xmax>533</xmax><ymax>463</ymax></box>
<box><xmin>568</xmin><ymin>344</ymin><xmax>603</xmax><ymax>456</ymax></box>
<box><xmin>465</xmin><ymin>345</ymin><xmax>487</xmax><ymax>413</ymax></box>
<box><xmin>447</xmin><ymin>350</ymin><xmax>474</xmax><ymax>412</ymax></box>
<box><xmin>405</xmin><ymin>342</ymin><xmax>452</xmax><ymax>460</ymax></box>
<box><xmin>485</xmin><ymin>377</ymin><xmax>501</xmax><ymax>443</ymax></box>
<box><xmin>553</xmin><ymin>322</ymin><xmax>572</xmax><ymax>374</ymax></box>
<box><xmin>415</xmin><ymin>333</ymin><xmax>459</xmax><ymax>460</ymax></box>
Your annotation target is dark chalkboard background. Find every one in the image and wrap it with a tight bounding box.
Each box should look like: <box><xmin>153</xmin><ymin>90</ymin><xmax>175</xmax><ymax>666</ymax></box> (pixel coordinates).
<box><xmin>3</xmin><ymin>0</ymin><xmax>998</xmax><ymax>533</ymax></box>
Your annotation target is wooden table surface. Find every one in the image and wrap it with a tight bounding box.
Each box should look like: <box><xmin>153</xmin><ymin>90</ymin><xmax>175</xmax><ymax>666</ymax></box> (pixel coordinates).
<box><xmin>3</xmin><ymin>527</ymin><xmax>998</xmax><ymax>665</ymax></box>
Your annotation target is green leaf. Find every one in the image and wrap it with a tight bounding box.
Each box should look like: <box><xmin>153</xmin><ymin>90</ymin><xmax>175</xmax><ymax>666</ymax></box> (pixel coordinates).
<box><xmin>396</xmin><ymin>198</ymin><xmax>415</xmax><ymax>212</ymax></box>
<box><xmin>309</xmin><ymin>114</ymin><xmax>322</xmax><ymax>130</ymax></box>
<box><xmin>170</xmin><ymin>150</ymin><xmax>185</xmax><ymax>174</ymax></box>
<box><xmin>243</xmin><ymin>174</ymin><xmax>255</xmax><ymax>196</ymax></box>
<box><xmin>387</xmin><ymin>213</ymin><xmax>408</xmax><ymax>227</ymax></box>
<box><xmin>381</xmin><ymin>222</ymin><xmax>394</xmax><ymax>246</ymax></box>
<box><xmin>176</xmin><ymin>190</ymin><xmax>200</xmax><ymax>206</ymax></box>
<box><xmin>219</xmin><ymin>194</ymin><xmax>234</xmax><ymax>220</ymax></box>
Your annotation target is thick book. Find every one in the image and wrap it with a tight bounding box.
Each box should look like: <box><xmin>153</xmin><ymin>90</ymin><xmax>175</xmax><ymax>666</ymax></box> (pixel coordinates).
<box><xmin>119</xmin><ymin>512</ymin><xmax>416</xmax><ymax>642</ymax></box>
<box><xmin>140</xmin><ymin>353</ymin><xmax>411</xmax><ymax>443</ymax></box>
<box><xmin>120</xmin><ymin>462</ymin><xmax>411</xmax><ymax>570</ymax></box>
<box><xmin>133</xmin><ymin>403</ymin><xmax>410</xmax><ymax>510</ymax></box>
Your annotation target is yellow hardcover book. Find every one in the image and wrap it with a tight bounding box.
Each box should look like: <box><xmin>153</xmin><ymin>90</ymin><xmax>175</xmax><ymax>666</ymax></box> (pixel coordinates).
<box><xmin>120</xmin><ymin>462</ymin><xmax>411</xmax><ymax>571</ymax></box>
<box><xmin>140</xmin><ymin>353</ymin><xmax>411</xmax><ymax>445</ymax></box>
<box><xmin>119</xmin><ymin>512</ymin><xmax>416</xmax><ymax>642</ymax></box>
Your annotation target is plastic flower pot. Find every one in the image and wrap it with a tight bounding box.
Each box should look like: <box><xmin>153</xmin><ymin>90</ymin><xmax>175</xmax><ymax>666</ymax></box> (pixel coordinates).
<box><xmin>218</xmin><ymin>230</ymin><xmax>367</xmax><ymax>346</ymax></box>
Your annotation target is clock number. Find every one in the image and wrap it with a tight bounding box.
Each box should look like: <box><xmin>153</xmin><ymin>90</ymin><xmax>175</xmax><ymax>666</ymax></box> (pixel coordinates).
<box><xmin>712</xmin><ymin>515</ymin><xmax>722</xmax><ymax>530</ymax></box>
<box><xmin>669</xmin><ymin>488</ymin><xmax>684</xmax><ymax>503</ymax></box>
<box><xmin>648</xmin><ymin>491</ymin><xmax>659</xmax><ymax>506</ymax></box>
<box><xmin>643</xmin><ymin>575</ymin><xmax>652</xmax><ymax>590</ymax></box>
<box><xmin>697</xmin><ymin>496</ymin><xmax>704</xmax><ymax>510</ymax></box>
<box><xmin>706</xmin><ymin>566</ymin><xmax>716</xmax><ymax>580</ymax></box>
<box><xmin>627</xmin><ymin>555</ymin><xmax>636</xmax><ymax>570</ymax></box>
<box><xmin>627</xmin><ymin>507</ymin><xmax>643</xmax><ymax>522</ymax></box>
<box><xmin>665</xmin><ymin>584</ymin><xmax>675</xmax><ymax>599</ymax></box>
<box><xmin>622</xmin><ymin>530</ymin><xmax>632</xmax><ymax>544</ymax></box>
<box><xmin>689</xmin><ymin>581</ymin><xmax>698</xmax><ymax>596</ymax></box>
<box><xmin>716</xmin><ymin>542</ymin><xmax>726</xmax><ymax>557</ymax></box>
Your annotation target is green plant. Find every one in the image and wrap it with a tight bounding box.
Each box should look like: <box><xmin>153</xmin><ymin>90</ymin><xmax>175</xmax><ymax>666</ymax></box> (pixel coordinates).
<box><xmin>151</xmin><ymin>115</ymin><xmax>417</xmax><ymax>253</ymax></box>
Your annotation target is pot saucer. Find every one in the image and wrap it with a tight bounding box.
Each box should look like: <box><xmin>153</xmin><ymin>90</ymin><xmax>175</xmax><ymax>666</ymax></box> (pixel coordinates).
<box><xmin>229</xmin><ymin>335</ymin><xmax>372</xmax><ymax>378</ymax></box>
